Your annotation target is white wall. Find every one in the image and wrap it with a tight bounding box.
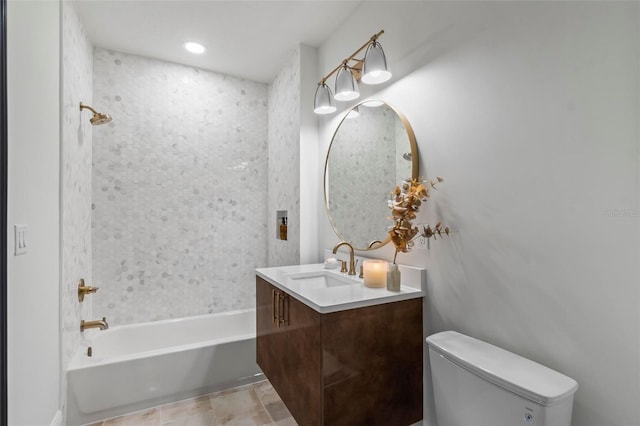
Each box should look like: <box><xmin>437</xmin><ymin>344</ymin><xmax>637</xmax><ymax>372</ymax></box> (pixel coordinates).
<box><xmin>7</xmin><ymin>0</ymin><xmax>61</xmax><ymax>424</ymax></box>
<box><xmin>299</xmin><ymin>45</ymin><xmax>319</xmax><ymax>265</ymax></box>
<box><xmin>317</xmin><ymin>2</ymin><xmax>639</xmax><ymax>425</ymax></box>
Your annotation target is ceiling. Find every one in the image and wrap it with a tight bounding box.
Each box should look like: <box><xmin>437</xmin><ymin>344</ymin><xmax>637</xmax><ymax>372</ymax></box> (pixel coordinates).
<box><xmin>72</xmin><ymin>0</ymin><xmax>363</xmax><ymax>84</ymax></box>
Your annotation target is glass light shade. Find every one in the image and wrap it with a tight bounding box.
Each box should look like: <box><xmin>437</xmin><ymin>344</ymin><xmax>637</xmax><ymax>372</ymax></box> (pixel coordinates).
<box><xmin>361</xmin><ymin>41</ymin><xmax>392</xmax><ymax>85</ymax></box>
<box><xmin>334</xmin><ymin>64</ymin><xmax>360</xmax><ymax>101</ymax></box>
<box><xmin>314</xmin><ymin>82</ymin><xmax>337</xmax><ymax>114</ymax></box>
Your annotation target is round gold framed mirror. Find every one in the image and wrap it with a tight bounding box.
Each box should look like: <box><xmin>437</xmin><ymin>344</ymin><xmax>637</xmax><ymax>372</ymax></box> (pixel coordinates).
<box><xmin>324</xmin><ymin>100</ymin><xmax>419</xmax><ymax>251</ymax></box>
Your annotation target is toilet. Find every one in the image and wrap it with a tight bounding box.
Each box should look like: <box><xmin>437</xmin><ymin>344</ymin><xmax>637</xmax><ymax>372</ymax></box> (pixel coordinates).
<box><xmin>426</xmin><ymin>331</ymin><xmax>578</xmax><ymax>426</ymax></box>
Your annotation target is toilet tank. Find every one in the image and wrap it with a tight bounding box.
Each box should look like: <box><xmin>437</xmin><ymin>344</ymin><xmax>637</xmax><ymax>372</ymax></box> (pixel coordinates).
<box><xmin>426</xmin><ymin>331</ymin><xmax>578</xmax><ymax>426</ymax></box>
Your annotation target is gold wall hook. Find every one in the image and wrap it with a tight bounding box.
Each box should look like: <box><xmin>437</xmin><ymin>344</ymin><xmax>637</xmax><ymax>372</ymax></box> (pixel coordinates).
<box><xmin>78</xmin><ymin>278</ymin><xmax>99</xmax><ymax>302</ymax></box>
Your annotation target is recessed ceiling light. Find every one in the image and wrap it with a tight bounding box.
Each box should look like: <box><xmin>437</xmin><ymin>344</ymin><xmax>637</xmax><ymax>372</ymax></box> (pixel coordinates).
<box><xmin>184</xmin><ymin>41</ymin><xmax>205</xmax><ymax>55</ymax></box>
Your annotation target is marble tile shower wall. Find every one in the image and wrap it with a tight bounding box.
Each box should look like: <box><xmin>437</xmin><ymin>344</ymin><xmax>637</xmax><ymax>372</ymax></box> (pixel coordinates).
<box><xmin>267</xmin><ymin>48</ymin><xmax>301</xmax><ymax>266</ymax></box>
<box><xmin>61</xmin><ymin>2</ymin><xmax>94</xmax><ymax>420</ymax></box>
<box><xmin>92</xmin><ymin>48</ymin><xmax>268</xmax><ymax>324</ymax></box>
<box><xmin>61</xmin><ymin>0</ymin><xmax>93</xmax><ymax>387</ymax></box>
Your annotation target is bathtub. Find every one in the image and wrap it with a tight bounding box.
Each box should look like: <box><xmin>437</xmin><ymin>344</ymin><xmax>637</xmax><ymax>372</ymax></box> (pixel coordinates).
<box><xmin>66</xmin><ymin>308</ymin><xmax>262</xmax><ymax>426</ymax></box>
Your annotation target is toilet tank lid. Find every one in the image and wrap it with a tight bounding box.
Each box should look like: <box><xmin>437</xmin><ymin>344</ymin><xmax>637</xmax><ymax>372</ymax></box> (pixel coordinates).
<box><xmin>426</xmin><ymin>331</ymin><xmax>578</xmax><ymax>406</ymax></box>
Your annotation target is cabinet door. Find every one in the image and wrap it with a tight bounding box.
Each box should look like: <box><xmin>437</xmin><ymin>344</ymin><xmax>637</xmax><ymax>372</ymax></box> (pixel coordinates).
<box><xmin>256</xmin><ymin>277</ymin><xmax>323</xmax><ymax>425</ymax></box>
<box><xmin>256</xmin><ymin>277</ymin><xmax>278</xmax><ymax>370</ymax></box>
<box><xmin>322</xmin><ymin>298</ymin><xmax>423</xmax><ymax>426</ymax></box>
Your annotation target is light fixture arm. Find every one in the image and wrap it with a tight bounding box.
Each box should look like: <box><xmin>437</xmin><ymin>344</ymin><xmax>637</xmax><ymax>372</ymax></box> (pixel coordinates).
<box><xmin>318</xmin><ymin>30</ymin><xmax>384</xmax><ymax>85</ymax></box>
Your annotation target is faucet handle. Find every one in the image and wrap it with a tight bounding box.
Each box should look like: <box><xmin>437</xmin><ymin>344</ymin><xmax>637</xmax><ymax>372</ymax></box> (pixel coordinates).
<box><xmin>339</xmin><ymin>260</ymin><xmax>348</xmax><ymax>273</ymax></box>
<box><xmin>78</xmin><ymin>278</ymin><xmax>99</xmax><ymax>303</ymax></box>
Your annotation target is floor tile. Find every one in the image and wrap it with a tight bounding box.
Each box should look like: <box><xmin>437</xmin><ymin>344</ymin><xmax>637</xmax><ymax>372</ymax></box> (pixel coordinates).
<box><xmin>210</xmin><ymin>387</ymin><xmax>271</xmax><ymax>424</ymax></box>
<box><xmin>161</xmin><ymin>395</ymin><xmax>215</xmax><ymax>425</ymax></box>
<box><xmin>252</xmin><ymin>381</ymin><xmax>294</xmax><ymax>424</ymax></box>
<box><xmin>103</xmin><ymin>407</ymin><xmax>161</xmax><ymax>426</ymax></box>
<box><xmin>273</xmin><ymin>417</ymin><xmax>297</xmax><ymax>426</ymax></box>
<box><xmin>214</xmin><ymin>412</ymin><xmax>272</xmax><ymax>426</ymax></box>
<box><xmin>95</xmin><ymin>380</ymin><xmax>296</xmax><ymax>426</ymax></box>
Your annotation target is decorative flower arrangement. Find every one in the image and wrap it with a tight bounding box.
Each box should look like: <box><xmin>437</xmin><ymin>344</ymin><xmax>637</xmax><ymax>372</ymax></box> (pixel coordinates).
<box><xmin>388</xmin><ymin>176</ymin><xmax>449</xmax><ymax>263</ymax></box>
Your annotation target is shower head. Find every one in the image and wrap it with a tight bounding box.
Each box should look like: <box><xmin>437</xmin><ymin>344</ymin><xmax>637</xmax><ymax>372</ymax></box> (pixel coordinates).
<box><xmin>90</xmin><ymin>112</ymin><xmax>112</xmax><ymax>125</ymax></box>
<box><xmin>79</xmin><ymin>102</ymin><xmax>112</xmax><ymax>125</ymax></box>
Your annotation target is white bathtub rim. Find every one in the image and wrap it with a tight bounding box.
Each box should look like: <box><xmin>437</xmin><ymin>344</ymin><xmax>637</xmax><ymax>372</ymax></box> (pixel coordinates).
<box><xmin>92</xmin><ymin>307</ymin><xmax>255</xmax><ymax>333</ymax></box>
<box><xmin>70</xmin><ymin>332</ymin><xmax>256</xmax><ymax>370</ymax></box>
<box><xmin>69</xmin><ymin>308</ymin><xmax>256</xmax><ymax>370</ymax></box>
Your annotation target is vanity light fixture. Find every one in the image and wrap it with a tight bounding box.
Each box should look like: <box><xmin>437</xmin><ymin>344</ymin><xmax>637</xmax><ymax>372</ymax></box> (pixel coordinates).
<box><xmin>361</xmin><ymin>40</ymin><xmax>392</xmax><ymax>84</ymax></box>
<box><xmin>334</xmin><ymin>63</ymin><xmax>360</xmax><ymax>101</ymax></box>
<box><xmin>184</xmin><ymin>41</ymin><xmax>205</xmax><ymax>54</ymax></box>
<box><xmin>314</xmin><ymin>82</ymin><xmax>337</xmax><ymax>114</ymax></box>
<box><xmin>313</xmin><ymin>30</ymin><xmax>391</xmax><ymax>115</ymax></box>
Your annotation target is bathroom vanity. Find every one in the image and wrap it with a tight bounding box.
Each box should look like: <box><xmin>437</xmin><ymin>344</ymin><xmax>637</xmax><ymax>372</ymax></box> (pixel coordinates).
<box><xmin>255</xmin><ymin>264</ymin><xmax>424</xmax><ymax>426</ymax></box>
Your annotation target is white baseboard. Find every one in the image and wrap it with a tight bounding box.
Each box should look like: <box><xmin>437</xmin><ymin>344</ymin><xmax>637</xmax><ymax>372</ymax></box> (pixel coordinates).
<box><xmin>50</xmin><ymin>410</ymin><xmax>62</xmax><ymax>426</ymax></box>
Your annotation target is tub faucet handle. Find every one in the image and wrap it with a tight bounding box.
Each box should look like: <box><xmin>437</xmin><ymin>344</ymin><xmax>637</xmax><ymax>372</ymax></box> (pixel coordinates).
<box><xmin>78</xmin><ymin>278</ymin><xmax>99</xmax><ymax>302</ymax></box>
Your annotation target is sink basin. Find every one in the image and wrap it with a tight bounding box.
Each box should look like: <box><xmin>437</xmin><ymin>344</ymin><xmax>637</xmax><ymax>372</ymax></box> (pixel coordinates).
<box><xmin>284</xmin><ymin>270</ymin><xmax>360</xmax><ymax>291</ymax></box>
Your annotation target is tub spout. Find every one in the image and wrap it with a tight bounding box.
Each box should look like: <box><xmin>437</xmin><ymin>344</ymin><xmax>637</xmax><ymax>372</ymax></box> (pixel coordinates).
<box><xmin>81</xmin><ymin>317</ymin><xmax>109</xmax><ymax>332</ymax></box>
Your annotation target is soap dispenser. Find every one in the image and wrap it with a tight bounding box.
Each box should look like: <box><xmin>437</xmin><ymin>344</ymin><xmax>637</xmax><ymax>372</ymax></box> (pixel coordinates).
<box><xmin>279</xmin><ymin>217</ymin><xmax>287</xmax><ymax>240</ymax></box>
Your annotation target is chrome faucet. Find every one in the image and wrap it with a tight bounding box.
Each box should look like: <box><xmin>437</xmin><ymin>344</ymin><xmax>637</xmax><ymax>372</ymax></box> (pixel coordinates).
<box><xmin>80</xmin><ymin>317</ymin><xmax>109</xmax><ymax>332</ymax></box>
<box><xmin>332</xmin><ymin>241</ymin><xmax>356</xmax><ymax>276</ymax></box>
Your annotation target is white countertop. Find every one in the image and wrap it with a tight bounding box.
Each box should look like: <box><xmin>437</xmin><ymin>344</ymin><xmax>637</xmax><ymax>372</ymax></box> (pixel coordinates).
<box><xmin>255</xmin><ymin>263</ymin><xmax>425</xmax><ymax>314</ymax></box>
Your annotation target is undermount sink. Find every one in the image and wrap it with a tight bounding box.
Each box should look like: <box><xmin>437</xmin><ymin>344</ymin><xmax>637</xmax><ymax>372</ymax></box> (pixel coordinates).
<box><xmin>283</xmin><ymin>270</ymin><xmax>360</xmax><ymax>290</ymax></box>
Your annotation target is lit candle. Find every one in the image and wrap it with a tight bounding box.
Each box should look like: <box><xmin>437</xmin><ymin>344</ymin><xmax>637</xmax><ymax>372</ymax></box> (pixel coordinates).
<box><xmin>363</xmin><ymin>260</ymin><xmax>387</xmax><ymax>288</ymax></box>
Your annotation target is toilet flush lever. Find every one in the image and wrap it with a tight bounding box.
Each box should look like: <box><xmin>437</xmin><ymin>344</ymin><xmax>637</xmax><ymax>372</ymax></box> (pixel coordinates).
<box><xmin>78</xmin><ymin>278</ymin><xmax>99</xmax><ymax>302</ymax></box>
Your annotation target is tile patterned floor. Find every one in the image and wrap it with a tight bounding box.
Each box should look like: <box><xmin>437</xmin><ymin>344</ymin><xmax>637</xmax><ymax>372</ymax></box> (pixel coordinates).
<box><xmin>88</xmin><ymin>380</ymin><xmax>297</xmax><ymax>426</ymax></box>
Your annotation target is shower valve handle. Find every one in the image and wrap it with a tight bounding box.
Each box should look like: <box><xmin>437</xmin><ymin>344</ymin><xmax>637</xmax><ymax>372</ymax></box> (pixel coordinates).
<box><xmin>78</xmin><ymin>278</ymin><xmax>99</xmax><ymax>303</ymax></box>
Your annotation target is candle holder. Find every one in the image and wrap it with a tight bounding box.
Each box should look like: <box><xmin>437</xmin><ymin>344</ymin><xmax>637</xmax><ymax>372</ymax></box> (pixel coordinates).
<box><xmin>363</xmin><ymin>259</ymin><xmax>387</xmax><ymax>288</ymax></box>
<box><xmin>387</xmin><ymin>263</ymin><xmax>401</xmax><ymax>292</ymax></box>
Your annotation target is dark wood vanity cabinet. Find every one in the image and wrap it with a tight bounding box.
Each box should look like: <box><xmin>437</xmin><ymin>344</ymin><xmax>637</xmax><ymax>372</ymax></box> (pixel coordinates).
<box><xmin>256</xmin><ymin>276</ymin><xmax>423</xmax><ymax>426</ymax></box>
<box><xmin>256</xmin><ymin>276</ymin><xmax>323</xmax><ymax>424</ymax></box>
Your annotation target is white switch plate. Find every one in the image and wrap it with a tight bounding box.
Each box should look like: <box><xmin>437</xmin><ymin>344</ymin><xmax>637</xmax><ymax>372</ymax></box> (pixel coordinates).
<box><xmin>14</xmin><ymin>224</ymin><xmax>28</xmax><ymax>255</ymax></box>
